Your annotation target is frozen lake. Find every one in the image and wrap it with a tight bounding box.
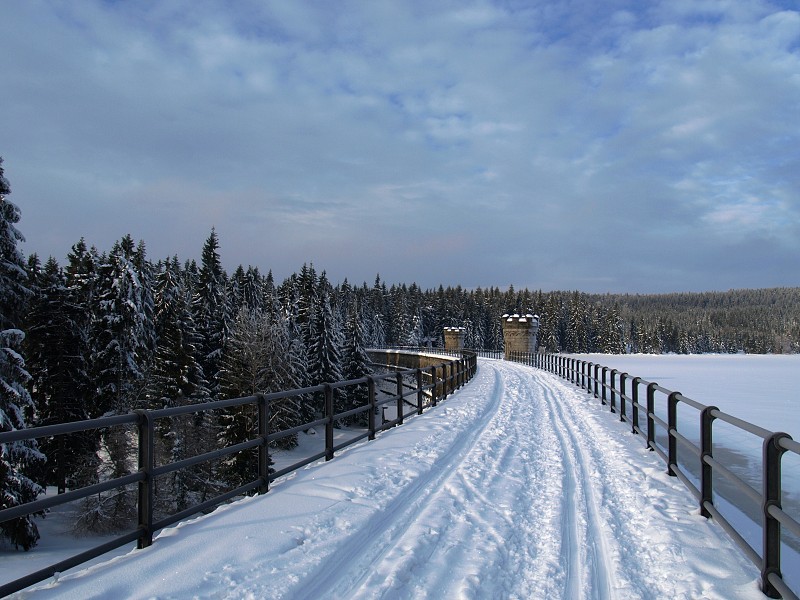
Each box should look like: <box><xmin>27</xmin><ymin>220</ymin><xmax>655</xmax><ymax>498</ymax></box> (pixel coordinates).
<box><xmin>568</xmin><ymin>353</ymin><xmax>800</xmax><ymax>589</ymax></box>
<box><xmin>571</xmin><ymin>353</ymin><xmax>800</xmax><ymax>439</ymax></box>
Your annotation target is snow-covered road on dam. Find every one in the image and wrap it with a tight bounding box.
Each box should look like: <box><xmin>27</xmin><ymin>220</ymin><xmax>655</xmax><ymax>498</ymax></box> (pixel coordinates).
<box><xmin>16</xmin><ymin>359</ymin><xmax>763</xmax><ymax>599</ymax></box>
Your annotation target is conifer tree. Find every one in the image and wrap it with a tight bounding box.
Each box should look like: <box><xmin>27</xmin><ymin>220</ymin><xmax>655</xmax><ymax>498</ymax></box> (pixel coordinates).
<box><xmin>341</xmin><ymin>300</ymin><xmax>372</xmax><ymax>425</ymax></box>
<box><xmin>217</xmin><ymin>308</ymin><xmax>264</xmax><ymax>490</ymax></box>
<box><xmin>148</xmin><ymin>256</ymin><xmax>214</xmax><ymax>511</ymax></box>
<box><xmin>193</xmin><ymin>229</ymin><xmax>228</xmax><ymax>396</ymax></box>
<box><xmin>217</xmin><ymin>305</ymin><xmax>307</xmax><ymax>489</ymax></box>
<box><xmin>83</xmin><ymin>237</ymin><xmax>150</xmax><ymax>531</ymax></box>
<box><xmin>24</xmin><ymin>256</ymin><xmax>97</xmax><ymax>493</ymax></box>
<box><xmin>309</xmin><ymin>273</ymin><xmax>343</xmax><ymax>421</ymax></box>
<box><xmin>0</xmin><ymin>158</ymin><xmax>45</xmax><ymax>550</ymax></box>
<box><xmin>150</xmin><ymin>257</ymin><xmax>209</xmax><ymax>406</ymax></box>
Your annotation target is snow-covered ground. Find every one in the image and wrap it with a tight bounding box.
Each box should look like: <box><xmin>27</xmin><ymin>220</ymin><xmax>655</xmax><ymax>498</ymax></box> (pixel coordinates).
<box><xmin>6</xmin><ymin>359</ymin><xmax>767</xmax><ymax>599</ymax></box>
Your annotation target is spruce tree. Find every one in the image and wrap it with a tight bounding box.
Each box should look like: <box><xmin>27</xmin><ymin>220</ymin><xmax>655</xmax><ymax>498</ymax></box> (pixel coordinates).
<box><xmin>193</xmin><ymin>229</ymin><xmax>228</xmax><ymax>397</ymax></box>
<box><xmin>341</xmin><ymin>300</ymin><xmax>372</xmax><ymax>426</ymax></box>
<box><xmin>149</xmin><ymin>257</ymin><xmax>213</xmax><ymax>512</ymax></box>
<box><xmin>24</xmin><ymin>256</ymin><xmax>97</xmax><ymax>493</ymax></box>
<box><xmin>83</xmin><ymin>237</ymin><xmax>150</xmax><ymax>531</ymax></box>
<box><xmin>309</xmin><ymin>273</ymin><xmax>343</xmax><ymax>422</ymax></box>
<box><xmin>0</xmin><ymin>158</ymin><xmax>45</xmax><ymax>550</ymax></box>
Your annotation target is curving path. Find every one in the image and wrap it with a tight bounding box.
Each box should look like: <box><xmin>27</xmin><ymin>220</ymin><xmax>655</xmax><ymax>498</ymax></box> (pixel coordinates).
<box><xmin>16</xmin><ymin>360</ymin><xmax>762</xmax><ymax>599</ymax></box>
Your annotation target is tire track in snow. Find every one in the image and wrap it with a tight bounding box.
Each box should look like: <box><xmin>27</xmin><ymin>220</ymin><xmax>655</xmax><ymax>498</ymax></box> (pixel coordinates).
<box><xmin>537</xmin><ymin>371</ymin><xmax>618</xmax><ymax>600</ymax></box>
<box><xmin>304</xmin><ymin>360</ymin><xmax>563</xmax><ymax>599</ymax></box>
<box><xmin>534</xmin><ymin>368</ymin><xmax>689</xmax><ymax>599</ymax></box>
<box><xmin>280</xmin><ymin>360</ymin><xmax>708</xmax><ymax>599</ymax></box>
<box><xmin>287</xmin><ymin>363</ymin><xmax>511</xmax><ymax>599</ymax></box>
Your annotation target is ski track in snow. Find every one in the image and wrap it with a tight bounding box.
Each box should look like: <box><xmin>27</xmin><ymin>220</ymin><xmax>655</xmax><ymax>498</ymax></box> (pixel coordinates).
<box><xmin>13</xmin><ymin>360</ymin><xmax>764</xmax><ymax>600</ymax></box>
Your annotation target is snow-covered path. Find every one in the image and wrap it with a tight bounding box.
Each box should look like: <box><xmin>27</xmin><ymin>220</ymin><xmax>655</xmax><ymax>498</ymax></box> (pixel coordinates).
<box><xmin>15</xmin><ymin>360</ymin><xmax>763</xmax><ymax>599</ymax></box>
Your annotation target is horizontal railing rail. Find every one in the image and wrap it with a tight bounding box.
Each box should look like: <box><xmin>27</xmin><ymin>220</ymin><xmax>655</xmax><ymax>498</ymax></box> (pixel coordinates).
<box><xmin>0</xmin><ymin>350</ymin><xmax>477</xmax><ymax>598</ymax></box>
<box><xmin>509</xmin><ymin>351</ymin><xmax>798</xmax><ymax>600</ymax></box>
<box><xmin>378</xmin><ymin>345</ymin><xmax>503</xmax><ymax>360</ymax></box>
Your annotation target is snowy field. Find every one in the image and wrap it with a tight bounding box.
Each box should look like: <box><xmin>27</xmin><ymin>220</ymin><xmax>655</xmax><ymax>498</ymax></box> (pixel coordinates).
<box><xmin>4</xmin><ymin>358</ymin><xmax>770</xmax><ymax>599</ymax></box>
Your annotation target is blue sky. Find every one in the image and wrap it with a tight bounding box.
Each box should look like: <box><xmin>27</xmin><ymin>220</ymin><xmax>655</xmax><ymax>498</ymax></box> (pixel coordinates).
<box><xmin>1</xmin><ymin>0</ymin><xmax>798</xmax><ymax>293</ymax></box>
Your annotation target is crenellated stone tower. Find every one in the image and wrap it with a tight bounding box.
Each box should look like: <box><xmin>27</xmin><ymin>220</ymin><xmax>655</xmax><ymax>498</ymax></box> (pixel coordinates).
<box><xmin>443</xmin><ymin>326</ymin><xmax>466</xmax><ymax>351</ymax></box>
<box><xmin>501</xmin><ymin>314</ymin><xmax>540</xmax><ymax>359</ymax></box>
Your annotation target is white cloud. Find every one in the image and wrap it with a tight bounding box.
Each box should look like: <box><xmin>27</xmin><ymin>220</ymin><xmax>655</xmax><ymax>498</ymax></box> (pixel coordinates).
<box><xmin>1</xmin><ymin>0</ymin><xmax>798</xmax><ymax>292</ymax></box>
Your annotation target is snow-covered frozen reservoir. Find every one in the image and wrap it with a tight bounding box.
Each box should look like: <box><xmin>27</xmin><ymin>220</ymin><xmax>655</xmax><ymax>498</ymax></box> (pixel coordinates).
<box><xmin>7</xmin><ymin>358</ymin><xmax>769</xmax><ymax>599</ymax></box>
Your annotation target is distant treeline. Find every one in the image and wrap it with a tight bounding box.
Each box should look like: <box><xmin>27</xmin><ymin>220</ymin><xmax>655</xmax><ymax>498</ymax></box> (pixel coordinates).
<box><xmin>521</xmin><ymin>288</ymin><xmax>800</xmax><ymax>355</ymax></box>
<box><xmin>362</xmin><ymin>284</ymin><xmax>800</xmax><ymax>355</ymax></box>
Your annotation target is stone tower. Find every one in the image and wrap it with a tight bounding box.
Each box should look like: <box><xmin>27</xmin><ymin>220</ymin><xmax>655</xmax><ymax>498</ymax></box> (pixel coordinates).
<box><xmin>501</xmin><ymin>314</ymin><xmax>539</xmax><ymax>359</ymax></box>
<box><xmin>443</xmin><ymin>326</ymin><xmax>466</xmax><ymax>351</ymax></box>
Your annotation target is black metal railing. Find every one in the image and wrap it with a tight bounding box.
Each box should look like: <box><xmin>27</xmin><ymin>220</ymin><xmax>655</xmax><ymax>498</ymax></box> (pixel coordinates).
<box><xmin>380</xmin><ymin>345</ymin><xmax>503</xmax><ymax>360</ymax></box>
<box><xmin>508</xmin><ymin>351</ymin><xmax>799</xmax><ymax>600</ymax></box>
<box><xmin>0</xmin><ymin>351</ymin><xmax>477</xmax><ymax>598</ymax></box>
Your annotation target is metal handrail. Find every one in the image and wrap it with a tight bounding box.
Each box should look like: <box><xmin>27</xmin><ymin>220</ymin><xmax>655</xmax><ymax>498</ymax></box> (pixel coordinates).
<box><xmin>0</xmin><ymin>350</ymin><xmax>478</xmax><ymax>598</ymax></box>
<box><xmin>521</xmin><ymin>352</ymin><xmax>798</xmax><ymax>600</ymax></box>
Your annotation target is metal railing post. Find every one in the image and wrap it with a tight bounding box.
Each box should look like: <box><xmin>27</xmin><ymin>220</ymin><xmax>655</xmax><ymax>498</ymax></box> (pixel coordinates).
<box><xmin>416</xmin><ymin>368</ymin><xmax>424</xmax><ymax>415</ymax></box>
<box><xmin>258</xmin><ymin>394</ymin><xmax>269</xmax><ymax>494</ymax></box>
<box><xmin>136</xmin><ymin>409</ymin><xmax>154</xmax><ymax>549</ymax></box>
<box><xmin>631</xmin><ymin>377</ymin><xmax>641</xmax><ymax>434</ymax></box>
<box><xmin>601</xmin><ymin>367</ymin><xmax>608</xmax><ymax>405</ymax></box>
<box><xmin>619</xmin><ymin>373</ymin><xmax>627</xmax><ymax>422</ymax></box>
<box><xmin>431</xmin><ymin>365</ymin><xmax>439</xmax><ymax>407</ymax></box>
<box><xmin>609</xmin><ymin>369</ymin><xmax>618</xmax><ymax>413</ymax></box>
<box><xmin>594</xmin><ymin>363</ymin><xmax>600</xmax><ymax>399</ymax></box>
<box><xmin>700</xmin><ymin>406</ymin><xmax>717</xmax><ymax>518</ymax></box>
<box><xmin>368</xmin><ymin>377</ymin><xmax>376</xmax><ymax>440</ymax></box>
<box><xmin>667</xmin><ymin>392</ymin><xmax>680</xmax><ymax>476</ymax></box>
<box><xmin>396</xmin><ymin>372</ymin><xmax>404</xmax><ymax>424</ymax></box>
<box><xmin>325</xmin><ymin>384</ymin><xmax>334</xmax><ymax>461</ymax></box>
<box><xmin>647</xmin><ymin>382</ymin><xmax>657</xmax><ymax>451</ymax></box>
<box><xmin>581</xmin><ymin>361</ymin><xmax>587</xmax><ymax>390</ymax></box>
<box><xmin>586</xmin><ymin>362</ymin><xmax>593</xmax><ymax>394</ymax></box>
<box><xmin>762</xmin><ymin>432</ymin><xmax>791</xmax><ymax>598</ymax></box>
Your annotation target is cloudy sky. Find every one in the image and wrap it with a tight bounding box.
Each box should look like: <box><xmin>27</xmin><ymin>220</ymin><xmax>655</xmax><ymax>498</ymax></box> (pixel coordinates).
<box><xmin>1</xmin><ymin>0</ymin><xmax>798</xmax><ymax>293</ymax></box>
